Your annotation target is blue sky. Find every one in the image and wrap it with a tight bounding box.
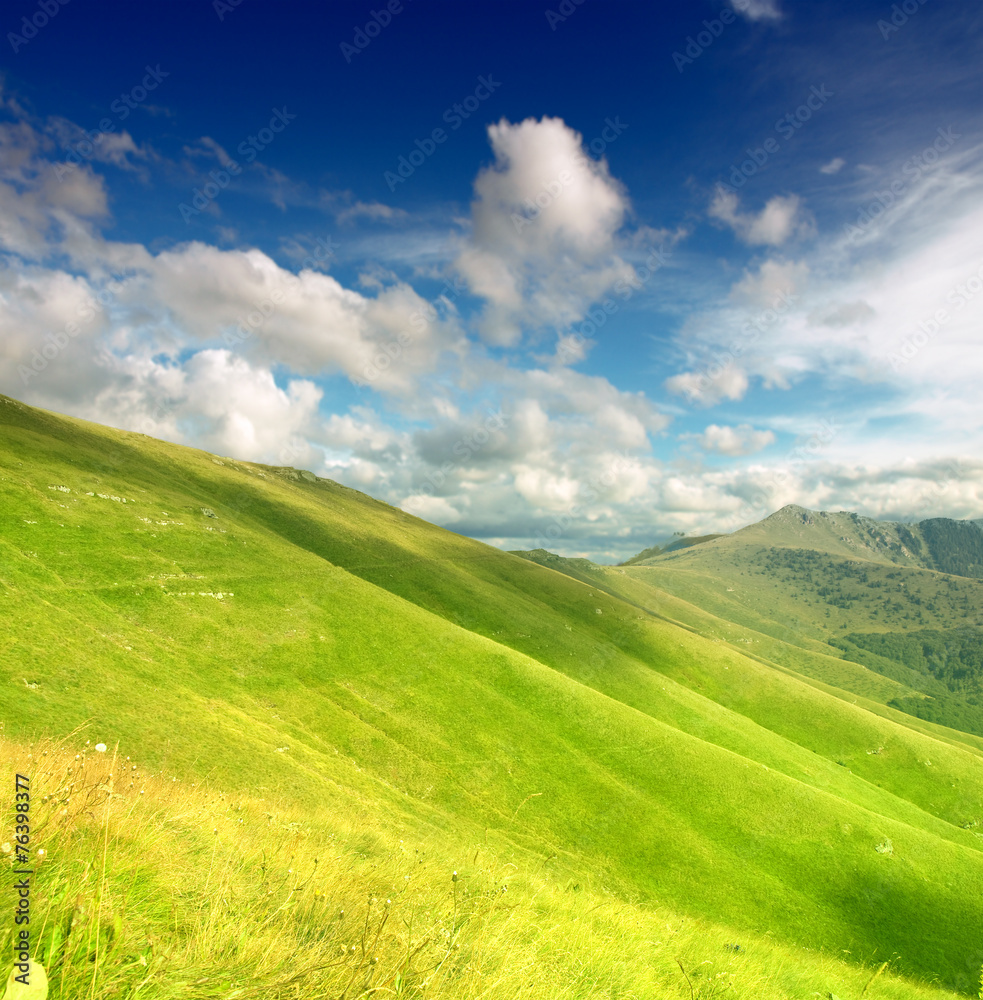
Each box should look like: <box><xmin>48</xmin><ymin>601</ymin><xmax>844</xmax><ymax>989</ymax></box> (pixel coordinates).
<box><xmin>1</xmin><ymin>0</ymin><xmax>981</xmax><ymax>560</ymax></box>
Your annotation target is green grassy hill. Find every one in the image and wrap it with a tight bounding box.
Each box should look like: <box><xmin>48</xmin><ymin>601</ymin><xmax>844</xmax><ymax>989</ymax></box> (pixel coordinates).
<box><xmin>3</xmin><ymin>396</ymin><xmax>983</xmax><ymax>998</ymax></box>
<box><xmin>626</xmin><ymin>503</ymin><xmax>983</xmax><ymax>577</ymax></box>
<box><xmin>618</xmin><ymin>533</ymin><xmax>724</xmax><ymax>566</ymax></box>
<box><xmin>610</xmin><ymin>504</ymin><xmax>983</xmax><ymax>747</ymax></box>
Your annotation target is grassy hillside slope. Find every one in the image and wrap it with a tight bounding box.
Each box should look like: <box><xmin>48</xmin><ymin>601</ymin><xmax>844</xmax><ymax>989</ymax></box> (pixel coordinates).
<box><xmin>3</xmin><ymin>395</ymin><xmax>983</xmax><ymax>995</ymax></box>
<box><xmin>618</xmin><ymin>533</ymin><xmax>724</xmax><ymax>566</ymax></box>
<box><xmin>613</xmin><ymin>504</ymin><xmax>983</xmax><ymax>742</ymax></box>
<box><xmin>3</xmin><ymin>734</ymin><xmax>969</xmax><ymax>1000</ymax></box>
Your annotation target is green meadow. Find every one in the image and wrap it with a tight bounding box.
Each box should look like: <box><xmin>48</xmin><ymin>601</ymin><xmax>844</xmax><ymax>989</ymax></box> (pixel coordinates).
<box><xmin>2</xmin><ymin>394</ymin><xmax>983</xmax><ymax>998</ymax></box>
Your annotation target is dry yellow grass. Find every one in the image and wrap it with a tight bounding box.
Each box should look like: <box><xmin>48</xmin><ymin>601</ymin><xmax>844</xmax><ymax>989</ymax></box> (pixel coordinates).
<box><xmin>0</xmin><ymin>731</ymin><xmax>970</xmax><ymax>1000</ymax></box>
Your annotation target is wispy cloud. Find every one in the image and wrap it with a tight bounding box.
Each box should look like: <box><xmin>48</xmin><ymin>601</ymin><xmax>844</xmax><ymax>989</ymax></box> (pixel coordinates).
<box><xmin>336</xmin><ymin>200</ymin><xmax>409</xmax><ymax>224</ymax></box>
<box><xmin>708</xmin><ymin>187</ymin><xmax>814</xmax><ymax>246</ymax></box>
<box><xmin>732</xmin><ymin>0</ymin><xmax>783</xmax><ymax>23</ymax></box>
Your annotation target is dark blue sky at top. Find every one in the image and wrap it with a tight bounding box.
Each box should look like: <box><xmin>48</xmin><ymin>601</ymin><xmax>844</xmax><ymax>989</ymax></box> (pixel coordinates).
<box><xmin>8</xmin><ymin>0</ymin><xmax>978</xmax><ymax>249</ymax></box>
<box><xmin>7</xmin><ymin>0</ymin><xmax>974</xmax><ymax>411</ymax></box>
<box><xmin>2</xmin><ymin>0</ymin><xmax>982</xmax><ymax>557</ymax></box>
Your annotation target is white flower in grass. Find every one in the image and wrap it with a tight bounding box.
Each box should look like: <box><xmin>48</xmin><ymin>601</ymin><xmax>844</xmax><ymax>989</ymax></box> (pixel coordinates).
<box><xmin>95</xmin><ymin>743</ymin><xmax>107</xmax><ymax>752</ymax></box>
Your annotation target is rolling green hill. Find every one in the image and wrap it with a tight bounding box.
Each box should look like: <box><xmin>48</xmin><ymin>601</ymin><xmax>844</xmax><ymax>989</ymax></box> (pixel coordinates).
<box><xmin>833</xmin><ymin>627</ymin><xmax>983</xmax><ymax>737</ymax></box>
<box><xmin>611</xmin><ymin>504</ymin><xmax>983</xmax><ymax>746</ymax></box>
<box><xmin>2</xmin><ymin>396</ymin><xmax>983</xmax><ymax>998</ymax></box>
<box><xmin>618</xmin><ymin>532</ymin><xmax>724</xmax><ymax>566</ymax></box>
<box><xmin>625</xmin><ymin>503</ymin><xmax>983</xmax><ymax>577</ymax></box>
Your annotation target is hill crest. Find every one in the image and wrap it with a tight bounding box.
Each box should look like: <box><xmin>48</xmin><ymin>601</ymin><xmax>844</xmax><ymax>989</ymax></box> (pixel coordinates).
<box><xmin>624</xmin><ymin>503</ymin><xmax>982</xmax><ymax>577</ymax></box>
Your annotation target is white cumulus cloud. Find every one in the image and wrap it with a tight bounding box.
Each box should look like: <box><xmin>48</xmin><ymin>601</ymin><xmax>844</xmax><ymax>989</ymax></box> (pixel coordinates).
<box><xmin>709</xmin><ymin>187</ymin><xmax>813</xmax><ymax>246</ymax></box>
<box><xmin>698</xmin><ymin>423</ymin><xmax>776</xmax><ymax>456</ymax></box>
<box><xmin>665</xmin><ymin>364</ymin><xmax>750</xmax><ymax>407</ymax></box>
<box><xmin>455</xmin><ymin>116</ymin><xmax>635</xmax><ymax>345</ymax></box>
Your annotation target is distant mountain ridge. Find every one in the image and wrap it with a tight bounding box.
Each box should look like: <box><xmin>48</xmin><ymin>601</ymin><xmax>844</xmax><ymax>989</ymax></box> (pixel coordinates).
<box><xmin>615</xmin><ymin>500</ymin><xmax>983</xmax><ymax>740</ymax></box>
<box><xmin>625</xmin><ymin>504</ymin><xmax>983</xmax><ymax>579</ymax></box>
<box><xmin>618</xmin><ymin>533</ymin><xmax>724</xmax><ymax>566</ymax></box>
